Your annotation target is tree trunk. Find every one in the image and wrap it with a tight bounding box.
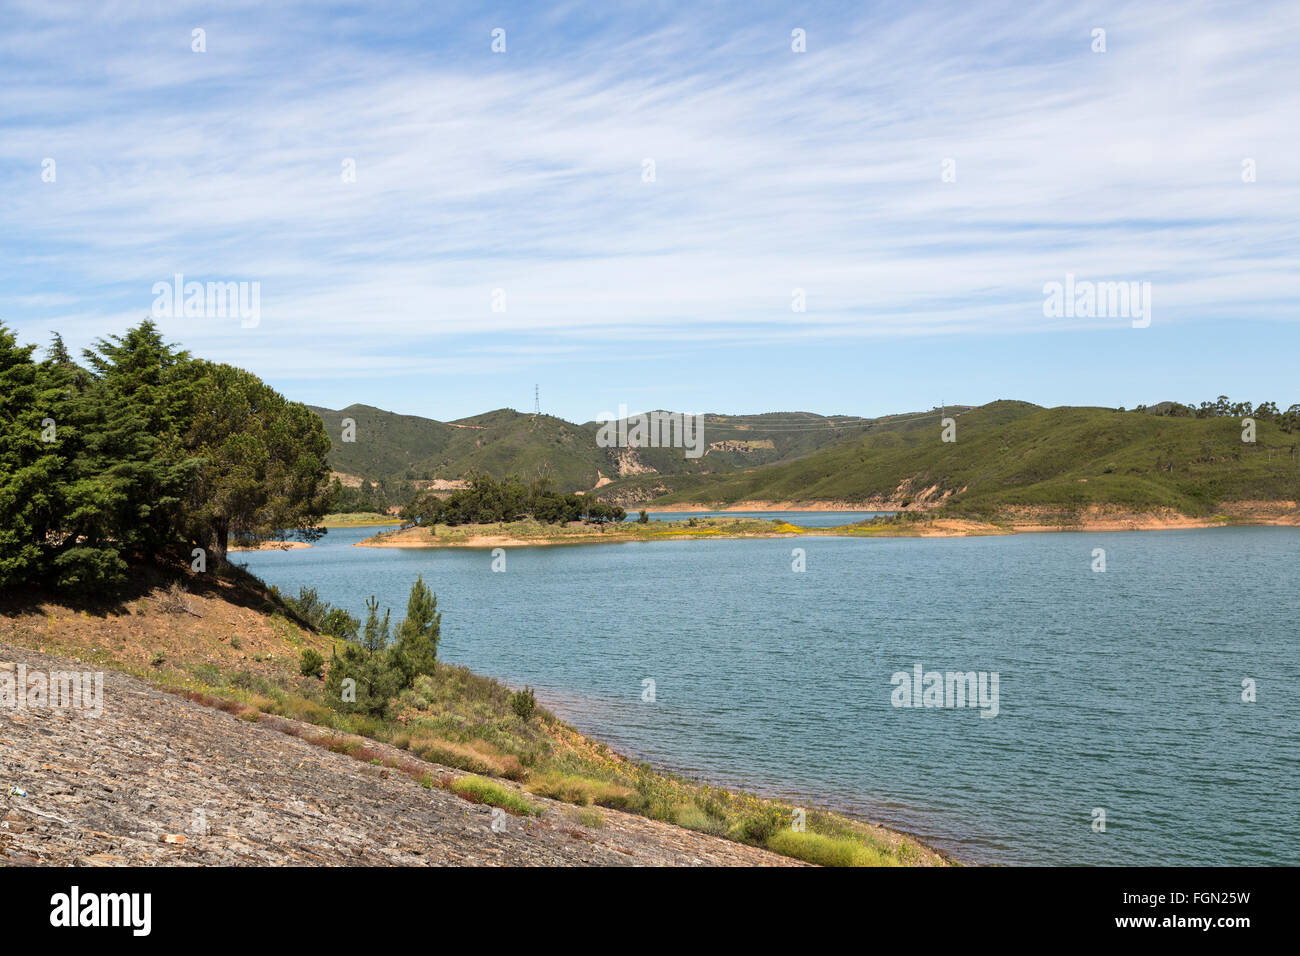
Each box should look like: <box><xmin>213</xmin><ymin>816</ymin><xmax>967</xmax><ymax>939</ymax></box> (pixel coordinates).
<box><xmin>212</xmin><ymin>518</ymin><xmax>229</xmax><ymax>568</ymax></box>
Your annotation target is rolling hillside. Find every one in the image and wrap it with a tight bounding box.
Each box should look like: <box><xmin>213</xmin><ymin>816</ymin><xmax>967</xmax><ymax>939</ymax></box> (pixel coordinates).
<box><xmin>596</xmin><ymin>401</ymin><xmax>1300</xmax><ymax>515</ymax></box>
<box><xmin>314</xmin><ymin>399</ymin><xmax>1300</xmax><ymax>517</ymax></box>
<box><xmin>310</xmin><ymin>405</ymin><xmax>607</xmax><ymax>493</ymax></box>
<box><xmin>310</xmin><ymin>404</ymin><xmax>905</xmax><ymax>493</ymax></box>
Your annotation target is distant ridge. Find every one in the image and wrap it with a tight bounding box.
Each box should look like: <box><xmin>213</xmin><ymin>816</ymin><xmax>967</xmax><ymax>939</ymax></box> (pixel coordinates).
<box><xmin>309</xmin><ymin>403</ymin><xmax>906</xmax><ymax>493</ymax></box>
<box><xmin>313</xmin><ymin>399</ymin><xmax>1300</xmax><ymax>517</ymax></box>
<box><xmin>596</xmin><ymin>400</ymin><xmax>1300</xmax><ymax>514</ymax></box>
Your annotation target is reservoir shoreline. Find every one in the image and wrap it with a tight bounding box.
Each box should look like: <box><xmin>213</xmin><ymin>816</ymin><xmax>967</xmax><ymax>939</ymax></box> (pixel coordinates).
<box><xmin>352</xmin><ymin>501</ymin><xmax>1300</xmax><ymax>549</ymax></box>
<box><xmin>235</xmin><ymin>519</ymin><xmax>1300</xmax><ymax>864</ymax></box>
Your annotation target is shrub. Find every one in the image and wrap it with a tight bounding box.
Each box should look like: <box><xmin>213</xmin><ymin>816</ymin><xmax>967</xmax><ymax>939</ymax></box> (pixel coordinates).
<box><xmin>325</xmin><ymin>641</ymin><xmax>401</xmax><ymax>718</ymax></box>
<box><xmin>299</xmin><ymin>648</ymin><xmax>325</xmax><ymax>678</ymax></box>
<box><xmin>728</xmin><ymin>804</ymin><xmax>785</xmax><ymax>844</ymax></box>
<box><xmin>192</xmin><ymin>664</ymin><xmax>223</xmax><ymax>687</ymax></box>
<box><xmin>510</xmin><ymin>686</ymin><xmax>537</xmax><ymax>721</ymax></box>
<box><xmin>281</xmin><ymin>586</ymin><xmax>361</xmax><ymax>640</ymax></box>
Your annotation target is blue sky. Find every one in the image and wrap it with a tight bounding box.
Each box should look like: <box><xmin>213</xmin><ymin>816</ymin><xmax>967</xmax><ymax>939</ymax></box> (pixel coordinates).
<box><xmin>1</xmin><ymin>0</ymin><xmax>1296</xmax><ymax>422</ymax></box>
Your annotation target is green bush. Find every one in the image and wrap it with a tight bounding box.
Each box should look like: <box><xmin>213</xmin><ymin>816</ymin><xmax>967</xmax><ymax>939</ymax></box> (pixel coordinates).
<box><xmin>323</xmin><ymin>578</ymin><xmax>443</xmax><ymax>718</ymax></box>
<box><xmin>729</xmin><ymin>804</ymin><xmax>785</xmax><ymax>844</ymax></box>
<box><xmin>325</xmin><ymin>641</ymin><xmax>400</xmax><ymax>717</ymax></box>
<box><xmin>510</xmin><ymin>686</ymin><xmax>537</xmax><ymax>721</ymax></box>
<box><xmin>299</xmin><ymin>648</ymin><xmax>325</xmax><ymax>678</ymax></box>
<box><xmin>282</xmin><ymin>586</ymin><xmax>361</xmax><ymax>640</ymax></box>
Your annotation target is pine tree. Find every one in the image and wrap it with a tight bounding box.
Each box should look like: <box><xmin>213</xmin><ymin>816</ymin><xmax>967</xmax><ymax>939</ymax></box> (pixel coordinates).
<box><xmin>391</xmin><ymin>574</ymin><xmax>440</xmax><ymax>685</ymax></box>
<box><xmin>361</xmin><ymin>595</ymin><xmax>391</xmax><ymax>653</ymax></box>
<box><xmin>80</xmin><ymin>321</ymin><xmax>198</xmax><ymax>567</ymax></box>
<box><xmin>40</xmin><ymin>332</ymin><xmax>131</xmax><ymax>591</ymax></box>
<box><xmin>4</xmin><ymin>321</ymin><xmax>335</xmax><ymax>595</ymax></box>
<box><xmin>325</xmin><ymin>640</ymin><xmax>400</xmax><ymax>717</ymax></box>
<box><xmin>0</xmin><ymin>325</ymin><xmax>63</xmax><ymax>588</ymax></box>
<box><xmin>325</xmin><ymin>594</ymin><xmax>403</xmax><ymax>717</ymax></box>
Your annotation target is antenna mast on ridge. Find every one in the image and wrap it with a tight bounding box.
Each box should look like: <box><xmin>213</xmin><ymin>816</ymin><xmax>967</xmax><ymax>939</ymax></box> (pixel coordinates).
<box><xmin>534</xmin><ymin>384</ymin><xmax>540</xmax><ymax>416</ymax></box>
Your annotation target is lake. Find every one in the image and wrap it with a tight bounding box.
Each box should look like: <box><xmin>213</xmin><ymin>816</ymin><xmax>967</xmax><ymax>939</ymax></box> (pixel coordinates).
<box><xmin>237</xmin><ymin>518</ymin><xmax>1300</xmax><ymax>865</ymax></box>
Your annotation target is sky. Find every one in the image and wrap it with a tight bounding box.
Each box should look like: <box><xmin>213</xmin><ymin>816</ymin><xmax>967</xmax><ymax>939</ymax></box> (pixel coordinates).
<box><xmin>1</xmin><ymin>0</ymin><xmax>1297</xmax><ymax>423</ymax></box>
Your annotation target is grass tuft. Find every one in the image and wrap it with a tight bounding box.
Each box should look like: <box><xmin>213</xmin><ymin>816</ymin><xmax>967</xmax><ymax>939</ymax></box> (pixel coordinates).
<box><xmin>767</xmin><ymin>829</ymin><xmax>899</xmax><ymax>867</ymax></box>
<box><xmin>526</xmin><ymin>772</ymin><xmax>641</xmax><ymax>810</ymax></box>
<box><xmin>451</xmin><ymin>775</ymin><xmax>539</xmax><ymax>816</ymax></box>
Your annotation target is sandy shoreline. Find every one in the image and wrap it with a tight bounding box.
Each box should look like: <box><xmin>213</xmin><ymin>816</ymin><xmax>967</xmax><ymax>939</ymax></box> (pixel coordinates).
<box><xmin>230</xmin><ymin>540</ymin><xmax>312</xmax><ymax>551</ymax></box>
<box><xmin>645</xmin><ymin>499</ymin><xmax>899</xmax><ymax>512</ymax></box>
<box><xmin>352</xmin><ymin>501</ymin><xmax>1300</xmax><ymax>549</ymax></box>
<box><xmin>358</xmin><ymin>534</ymin><xmax>635</xmax><ymax>549</ymax></box>
<box><xmin>354</xmin><ymin>529</ymin><xmax>809</xmax><ymax>549</ymax></box>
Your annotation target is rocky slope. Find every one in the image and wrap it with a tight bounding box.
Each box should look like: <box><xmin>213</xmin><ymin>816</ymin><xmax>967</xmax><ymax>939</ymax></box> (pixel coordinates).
<box><xmin>0</xmin><ymin>644</ymin><xmax>795</xmax><ymax>867</ymax></box>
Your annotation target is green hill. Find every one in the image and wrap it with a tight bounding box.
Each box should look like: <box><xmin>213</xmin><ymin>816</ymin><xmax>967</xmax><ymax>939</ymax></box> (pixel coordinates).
<box><xmin>310</xmin><ymin>405</ymin><xmax>608</xmax><ymax>493</ymax></box>
<box><xmin>578</xmin><ymin>409</ymin><xmax>948</xmax><ymax>474</ymax></box>
<box><xmin>310</xmin><ymin>404</ymin><xmax>462</xmax><ymax>480</ymax></box>
<box><xmin>310</xmin><ymin>404</ymin><xmax>900</xmax><ymax>493</ymax></box>
<box><xmin>596</xmin><ymin>401</ymin><xmax>1300</xmax><ymax>515</ymax></box>
<box><xmin>427</xmin><ymin>409</ymin><xmax>610</xmax><ymax>489</ymax></box>
<box><xmin>314</xmin><ymin>399</ymin><xmax>1300</xmax><ymax>517</ymax></box>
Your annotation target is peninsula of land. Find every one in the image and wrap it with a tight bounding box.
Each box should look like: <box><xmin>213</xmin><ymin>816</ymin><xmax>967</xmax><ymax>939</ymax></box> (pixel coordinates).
<box><xmin>354</xmin><ymin>501</ymin><xmax>1300</xmax><ymax>549</ymax></box>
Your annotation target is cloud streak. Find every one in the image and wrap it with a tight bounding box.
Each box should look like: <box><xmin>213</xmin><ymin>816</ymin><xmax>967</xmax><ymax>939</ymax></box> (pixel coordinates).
<box><xmin>0</xmin><ymin>0</ymin><xmax>1296</xmax><ymax>394</ymax></box>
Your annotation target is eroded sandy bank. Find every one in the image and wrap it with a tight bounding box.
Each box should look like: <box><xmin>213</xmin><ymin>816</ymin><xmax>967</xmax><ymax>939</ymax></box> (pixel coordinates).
<box><xmin>354</xmin><ymin>502</ymin><xmax>1300</xmax><ymax>548</ymax></box>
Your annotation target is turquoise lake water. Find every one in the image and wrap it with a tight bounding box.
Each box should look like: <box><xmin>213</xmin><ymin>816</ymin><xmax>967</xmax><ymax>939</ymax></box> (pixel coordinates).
<box><xmin>237</xmin><ymin>519</ymin><xmax>1300</xmax><ymax>865</ymax></box>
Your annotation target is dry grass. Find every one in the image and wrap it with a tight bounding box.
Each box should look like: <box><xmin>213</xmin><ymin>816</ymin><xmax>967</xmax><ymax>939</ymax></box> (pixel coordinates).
<box><xmin>526</xmin><ymin>773</ymin><xmax>640</xmax><ymax>810</ymax></box>
<box><xmin>395</xmin><ymin>733</ymin><xmax>526</xmax><ymax>781</ymax></box>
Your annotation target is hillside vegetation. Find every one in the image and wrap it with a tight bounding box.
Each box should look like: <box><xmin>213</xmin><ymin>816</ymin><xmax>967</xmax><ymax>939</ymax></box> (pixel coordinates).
<box><xmin>313</xmin><ymin>405</ymin><xmax>610</xmax><ymax>496</ymax></box>
<box><xmin>311</xmin><ymin>404</ymin><xmax>908</xmax><ymax>495</ymax></box>
<box><xmin>596</xmin><ymin>401</ymin><xmax>1300</xmax><ymax>515</ymax></box>
<box><xmin>0</xmin><ymin>321</ymin><xmax>331</xmax><ymax>592</ymax></box>
<box><xmin>0</xmin><ymin>570</ymin><xmax>945</xmax><ymax>867</ymax></box>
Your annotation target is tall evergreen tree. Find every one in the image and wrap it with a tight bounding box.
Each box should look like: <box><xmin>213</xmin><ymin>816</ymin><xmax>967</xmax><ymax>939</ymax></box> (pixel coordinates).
<box><xmin>80</xmin><ymin>322</ymin><xmax>198</xmax><ymax>567</ymax></box>
<box><xmin>2</xmin><ymin>321</ymin><xmax>335</xmax><ymax>594</ymax></box>
<box><xmin>40</xmin><ymin>332</ymin><xmax>132</xmax><ymax>591</ymax></box>
<box><xmin>0</xmin><ymin>325</ymin><xmax>63</xmax><ymax>588</ymax></box>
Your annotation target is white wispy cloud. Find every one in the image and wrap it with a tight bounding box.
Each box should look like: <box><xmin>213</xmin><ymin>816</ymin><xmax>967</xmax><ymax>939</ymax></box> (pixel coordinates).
<box><xmin>1</xmin><ymin>0</ymin><xmax>1296</xmax><ymax>378</ymax></box>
